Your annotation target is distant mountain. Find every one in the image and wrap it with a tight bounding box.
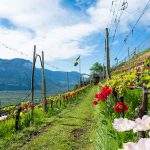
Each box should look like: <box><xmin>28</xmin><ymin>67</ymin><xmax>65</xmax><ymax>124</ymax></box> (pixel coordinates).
<box><xmin>0</xmin><ymin>58</ymin><xmax>80</xmax><ymax>92</ymax></box>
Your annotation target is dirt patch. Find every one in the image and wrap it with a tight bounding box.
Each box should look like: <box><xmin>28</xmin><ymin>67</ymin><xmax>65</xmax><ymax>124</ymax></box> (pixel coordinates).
<box><xmin>17</xmin><ymin>120</ymin><xmax>56</xmax><ymax>150</ymax></box>
<box><xmin>70</xmin><ymin>128</ymin><xmax>86</xmax><ymax>138</ymax></box>
<box><xmin>61</xmin><ymin>123</ymin><xmax>79</xmax><ymax>127</ymax></box>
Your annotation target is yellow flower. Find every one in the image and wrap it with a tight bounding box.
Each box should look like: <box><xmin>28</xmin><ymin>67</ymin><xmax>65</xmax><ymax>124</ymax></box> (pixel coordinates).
<box><xmin>20</xmin><ymin>112</ymin><xmax>23</xmax><ymax>117</ymax></box>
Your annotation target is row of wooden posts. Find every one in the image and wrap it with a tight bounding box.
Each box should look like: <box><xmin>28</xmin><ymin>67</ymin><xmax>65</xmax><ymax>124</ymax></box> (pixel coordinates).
<box><xmin>14</xmin><ymin>85</ymin><xmax>89</xmax><ymax>130</ymax></box>
<box><xmin>14</xmin><ymin>95</ymin><xmax>66</xmax><ymax>130</ymax></box>
<box><xmin>15</xmin><ymin>45</ymin><xmax>48</xmax><ymax>129</ymax></box>
<box><xmin>31</xmin><ymin>45</ymin><xmax>46</xmax><ymax>123</ymax></box>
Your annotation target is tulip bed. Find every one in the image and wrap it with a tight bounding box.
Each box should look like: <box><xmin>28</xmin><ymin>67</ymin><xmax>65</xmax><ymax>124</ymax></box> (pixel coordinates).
<box><xmin>0</xmin><ymin>85</ymin><xmax>90</xmax><ymax>148</ymax></box>
<box><xmin>93</xmin><ymin>59</ymin><xmax>150</xmax><ymax>149</ymax></box>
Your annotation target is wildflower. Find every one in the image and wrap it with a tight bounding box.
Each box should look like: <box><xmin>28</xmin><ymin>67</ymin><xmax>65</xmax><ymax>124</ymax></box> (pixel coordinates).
<box><xmin>114</xmin><ymin>101</ymin><xmax>128</xmax><ymax>112</ymax></box>
<box><xmin>122</xmin><ymin>138</ymin><xmax>150</xmax><ymax>150</ymax></box>
<box><xmin>94</xmin><ymin>86</ymin><xmax>112</xmax><ymax>103</ymax></box>
<box><xmin>135</xmin><ymin>66</ymin><xmax>141</xmax><ymax>73</ymax></box>
<box><xmin>0</xmin><ymin>115</ymin><xmax>7</xmax><ymax>121</ymax></box>
<box><xmin>113</xmin><ymin>115</ymin><xmax>150</xmax><ymax>132</ymax></box>
<box><xmin>101</xmin><ymin>86</ymin><xmax>113</xmax><ymax>97</ymax></box>
<box><xmin>92</xmin><ymin>100</ymin><xmax>98</xmax><ymax>106</ymax></box>
<box><xmin>22</xmin><ymin>106</ymin><xmax>28</xmax><ymax>111</ymax></box>
<box><xmin>133</xmin><ymin>115</ymin><xmax>150</xmax><ymax>132</ymax></box>
<box><xmin>95</xmin><ymin>93</ymin><xmax>105</xmax><ymax>102</ymax></box>
<box><xmin>30</xmin><ymin>104</ymin><xmax>35</xmax><ymax>109</ymax></box>
<box><xmin>20</xmin><ymin>112</ymin><xmax>23</xmax><ymax>117</ymax></box>
<box><xmin>122</xmin><ymin>142</ymin><xmax>138</xmax><ymax>150</ymax></box>
<box><xmin>130</xmin><ymin>84</ymin><xmax>135</xmax><ymax>90</ymax></box>
<box><xmin>98</xmin><ymin>94</ymin><xmax>106</xmax><ymax>102</ymax></box>
<box><xmin>95</xmin><ymin>93</ymin><xmax>100</xmax><ymax>99</ymax></box>
<box><xmin>113</xmin><ymin>118</ymin><xmax>135</xmax><ymax>131</ymax></box>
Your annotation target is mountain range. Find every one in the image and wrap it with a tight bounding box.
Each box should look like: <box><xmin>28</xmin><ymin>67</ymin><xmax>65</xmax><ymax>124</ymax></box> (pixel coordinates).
<box><xmin>0</xmin><ymin>58</ymin><xmax>80</xmax><ymax>92</ymax></box>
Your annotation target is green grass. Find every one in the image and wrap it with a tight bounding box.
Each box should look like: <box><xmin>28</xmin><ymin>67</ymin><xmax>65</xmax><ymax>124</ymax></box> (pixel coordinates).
<box><xmin>0</xmin><ymin>86</ymin><xmax>98</xmax><ymax>150</ymax></box>
<box><xmin>1</xmin><ymin>85</ymin><xmax>146</xmax><ymax>150</ymax></box>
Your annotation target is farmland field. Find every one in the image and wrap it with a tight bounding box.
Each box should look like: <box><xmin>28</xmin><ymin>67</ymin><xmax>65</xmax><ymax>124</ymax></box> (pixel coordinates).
<box><xmin>0</xmin><ymin>90</ymin><xmax>66</xmax><ymax>108</ymax></box>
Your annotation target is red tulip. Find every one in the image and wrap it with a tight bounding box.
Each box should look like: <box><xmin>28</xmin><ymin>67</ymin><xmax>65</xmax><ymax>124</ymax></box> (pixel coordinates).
<box><xmin>92</xmin><ymin>100</ymin><xmax>98</xmax><ymax>106</ymax></box>
<box><xmin>30</xmin><ymin>104</ymin><xmax>35</xmax><ymax>109</ymax></box>
<box><xmin>101</xmin><ymin>86</ymin><xmax>113</xmax><ymax>97</ymax></box>
<box><xmin>98</xmin><ymin>93</ymin><xmax>106</xmax><ymax>102</ymax></box>
<box><xmin>95</xmin><ymin>94</ymin><xmax>100</xmax><ymax>99</ymax></box>
<box><xmin>130</xmin><ymin>84</ymin><xmax>135</xmax><ymax>90</ymax></box>
<box><xmin>114</xmin><ymin>101</ymin><xmax>128</xmax><ymax>112</ymax></box>
<box><xmin>95</xmin><ymin>86</ymin><xmax>112</xmax><ymax>102</ymax></box>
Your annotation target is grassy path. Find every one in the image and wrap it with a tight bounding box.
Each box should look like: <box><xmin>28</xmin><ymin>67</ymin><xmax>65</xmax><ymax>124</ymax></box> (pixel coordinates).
<box><xmin>21</xmin><ymin>86</ymin><xmax>97</xmax><ymax>150</ymax></box>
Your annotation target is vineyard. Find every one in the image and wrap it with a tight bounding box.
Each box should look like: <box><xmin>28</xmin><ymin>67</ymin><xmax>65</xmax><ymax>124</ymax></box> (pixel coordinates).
<box><xmin>1</xmin><ymin>0</ymin><xmax>150</xmax><ymax>150</ymax></box>
<box><xmin>0</xmin><ymin>85</ymin><xmax>91</xmax><ymax>149</ymax></box>
<box><xmin>0</xmin><ymin>50</ymin><xmax>149</xmax><ymax>150</ymax></box>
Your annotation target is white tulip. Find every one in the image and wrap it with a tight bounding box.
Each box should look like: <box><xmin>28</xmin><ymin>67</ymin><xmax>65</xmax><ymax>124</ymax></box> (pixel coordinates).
<box><xmin>113</xmin><ymin>118</ymin><xmax>135</xmax><ymax>131</ymax></box>
<box><xmin>0</xmin><ymin>115</ymin><xmax>7</xmax><ymax>121</ymax></box>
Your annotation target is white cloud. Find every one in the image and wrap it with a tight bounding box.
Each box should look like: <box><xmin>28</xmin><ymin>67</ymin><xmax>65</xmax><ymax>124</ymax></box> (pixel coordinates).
<box><xmin>0</xmin><ymin>0</ymin><xmax>149</xmax><ymax>64</ymax></box>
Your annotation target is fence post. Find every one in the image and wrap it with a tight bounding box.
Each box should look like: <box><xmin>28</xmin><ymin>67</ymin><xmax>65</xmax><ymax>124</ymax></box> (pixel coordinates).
<box><xmin>137</xmin><ymin>87</ymin><xmax>148</xmax><ymax>138</ymax></box>
<box><xmin>105</xmin><ymin>28</ymin><xmax>111</xmax><ymax>79</ymax></box>
<box><xmin>103</xmin><ymin>63</ymin><xmax>105</xmax><ymax>80</ymax></box>
<box><xmin>51</xmin><ymin>100</ymin><xmax>53</xmax><ymax>109</ymax></box>
<box><xmin>42</xmin><ymin>51</ymin><xmax>47</xmax><ymax>112</ymax></box>
<box><xmin>15</xmin><ymin>104</ymin><xmax>22</xmax><ymax>131</ymax></box>
<box><xmin>31</xmin><ymin>45</ymin><xmax>36</xmax><ymax>124</ymax></box>
<box><xmin>128</xmin><ymin>47</ymin><xmax>131</xmax><ymax>73</ymax></box>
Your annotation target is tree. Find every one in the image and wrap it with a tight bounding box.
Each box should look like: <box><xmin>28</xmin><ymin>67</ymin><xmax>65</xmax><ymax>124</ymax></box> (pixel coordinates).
<box><xmin>90</xmin><ymin>62</ymin><xmax>104</xmax><ymax>75</ymax></box>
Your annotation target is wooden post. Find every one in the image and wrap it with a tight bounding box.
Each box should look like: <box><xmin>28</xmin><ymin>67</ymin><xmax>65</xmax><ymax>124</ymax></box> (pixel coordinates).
<box><xmin>137</xmin><ymin>87</ymin><xmax>148</xmax><ymax>118</ymax></box>
<box><xmin>137</xmin><ymin>87</ymin><xmax>148</xmax><ymax>138</ymax></box>
<box><xmin>128</xmin><ymin>47</ymin><xmax>131</xmax><ymax>73</ymax></box>
<box><xmin>51</xmin><ymin>100</ymin><xmax>53</xmax><ymax>109</ymax></box>
<box><xmin>79</xmin><ymin>56</ymin><xmax>81</xmax><ymax>87</ymax></box>
<box><xmin>15</xmin><ymin>104</ymin><xmax>22</xmax><ymax>131</ymax></box>
<box><xmin>103</xmin><ymin>63</ymin><xmax>105</xmax><ymax>80</ymax></box>
<box><xmin>42</xmin><ymin>51</ymin><xmax>47</xmax><ymax>112</ymax></box>
<box><xmin>105</xmin><ymin>28</ymin><xmax>111</xmax><ymax>79</ymax></box>
<box><xmin>60</xmin><ymin>100</ymin><xmax>62</xmax><ymax>107</ymax></box>
<box><xmin>135</xmin><ymin>48</ymin><xmax>137</xmax><ymax>67</ymax></box>
<box><xmin>31</xmin><ymin>45</ymin><xmax>36</xmax><ymax>123</ymax></box>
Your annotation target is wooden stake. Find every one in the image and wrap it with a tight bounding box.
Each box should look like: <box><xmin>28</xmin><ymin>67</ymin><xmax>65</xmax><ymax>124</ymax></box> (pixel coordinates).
<box><xmin>79</xmin><ymin>56</ymin><xmax>81</xmax><ymax>87</ymax></box>
<box><xmin>42</xmin><ymin>51</ymin><xmax>47</xmax><ymax>112</ymax></box>
<box><xmin>15</xmin><ymin>104</ymin><xmax>22</xmax><ymax>131</ymax></box>
<box><xmin>137</xmin><ymin>87</ymin><xmax>148</xmax><ymax>118</ymax></box>
<box><xmin>31</xmin><ymin>45</ymin><xmax>36</xmax><ymax>123</ymax></box>
<box><xmin>128</xmin><ymin>47</ymin><xmax>131</xmax><ymax>73</ymax></box>
<box><xmin>105</xmin><ymin>28</ymin><xmax>111</xmax><ymax>79</ymax></box>
<box><xmin>103</xmin><ymin>63</ymin><xmax>105</xmax><ymax>80</ymax></box>
<box><xmin>137</xmin><ymin>87</ymin><xmax>148</xmax><ymax>138</ymax></box>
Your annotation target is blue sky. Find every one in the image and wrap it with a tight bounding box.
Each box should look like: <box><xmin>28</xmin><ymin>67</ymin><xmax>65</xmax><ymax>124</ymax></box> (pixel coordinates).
<box><xmin>0</xmin><ymin>0</ymin><xmax>150</xmax><ymax>74</ymax></box>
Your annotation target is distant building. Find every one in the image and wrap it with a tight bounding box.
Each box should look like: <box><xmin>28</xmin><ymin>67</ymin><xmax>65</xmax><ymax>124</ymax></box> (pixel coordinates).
<box><xmin>92</xmin><ymin>74</ymin><xmax>100</xmax><ymax>85</ymax></box>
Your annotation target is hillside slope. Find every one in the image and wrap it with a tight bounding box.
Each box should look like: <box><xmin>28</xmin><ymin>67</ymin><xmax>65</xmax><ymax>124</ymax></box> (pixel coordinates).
<box><xmin>112</xmin><ymin>48</ymin><xmax>150</xmax><ymax>74</ymax></box>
